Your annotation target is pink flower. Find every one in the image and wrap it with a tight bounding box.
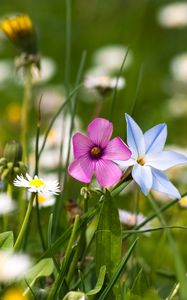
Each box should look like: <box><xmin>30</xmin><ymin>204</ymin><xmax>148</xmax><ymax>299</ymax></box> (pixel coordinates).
<box><xmin>68</xmin><ymin>118</ymin><xmax>132</xmax><ymax>187</ymax></box>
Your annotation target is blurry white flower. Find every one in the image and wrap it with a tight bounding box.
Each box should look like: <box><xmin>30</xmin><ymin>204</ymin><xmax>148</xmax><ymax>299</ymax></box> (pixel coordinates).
<box><xmin>84</xmin><ymin>75</ymin><xmax>125</xmax><ymax>92</ymax></box>
<box><xmin>93</xmin><ymin>45</ymin><xmax>132</xmax><ymax>72</ymax></box>
<box><xmin>167</xmin><ymin>94</ymin><xmax>187</xmax><ymax>117</ymax></box>
<box><xmin>32</xmin><ymin>57</ymin><xmax>57</xmax><ymax>84</ymax></box>
<box><xmin>36</xmin><ymin>85</ymin><xmax>65</xmax><ymax>115</ymax></box>
<box><xmin>171</xmin><ymin>53</ymin><xmax>187</xmax><ymax>82</ymax></box>
<box><xmin>0</xmin><ymin>193</ymin><xmax>16</xmax><ymax>215</ymax></box>
<box><xmin>63</xmin><ymin>291</ymin><xmax>88</xmax><ymax>300</ymax></box>
<box><xmin>0</xmin><ymin>251</ymin><xmax>31</xmax><ymax>282</ymax></box>
<box><xmin>33</xmin><ymin>193</ymin><xmax>56</xmax><ymax>208</ymax></box>
<box><xmin>119</xmin><ymin>209</ymin><xmax>152</xmax><ymax>236</ymax></box>
<box><xmin>13</xmin><ymin>173</ymin><xmax>60</xmax><ymax>195</ymax></box>
<box><xmin>157</xmin><ymin>2</ymin><xmax>187</xmax><ymax>28</ymax></box>
<box><xmin>179</xmin><ymin>196</ymin><xmax>187</xmax><ymax>207</ymax></box>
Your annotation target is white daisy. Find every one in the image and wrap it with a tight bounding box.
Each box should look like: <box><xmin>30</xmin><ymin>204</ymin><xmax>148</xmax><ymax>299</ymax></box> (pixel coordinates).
<box><xmin>170</xmin><ymin>52</ymin><xmax>187</xmax><ymax>82</ymax></box>
<box><xmin>119</xmin><ymin>209</ymin><xmax>152</xmax><ymax>236</ymax></box>
<box><xmin>0</xmin><ymin>193</ymin><xmax>17</xmax><ymax>215</ymax></box>
<box><xmin>84</xmin><ymin>75</ymin><xmax>125</xmax><ymax>91</ymax></box>
<box><xmin>157</xmin><ymin>2</ymin><xmax>187</xmax><ymax>29</ymax></box>
<box><xmin>33</xmin><ymin>193</ymin><xmax>56</xmax><ymax>208</ymax></box>
<box><xmin>13</xmin><ymin>173</ymin><xmax>60</xmax><ymax>195</ymax></box>
<box><xmin>0</xmin><ymin>251</ymin><xmax>31</xmax><ymax>282</ymax></box>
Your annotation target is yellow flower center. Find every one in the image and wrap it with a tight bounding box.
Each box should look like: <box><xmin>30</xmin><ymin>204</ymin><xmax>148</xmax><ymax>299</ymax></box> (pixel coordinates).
<box><xmin>137</xmin><ymin>157</ymin><xmax>145</xmax><ymax>166</ymax></box>
<box><xmin>34</xmin><ymin>194</ymin><xmax>46</xmax><ymax>205</ymax></box>
<box><xmin>90</xmin><ymin>146</ymin><xmax>102</xmax><ymax>158</ymax></box>
<box><xmin>179</xmin><ymin>197</ymin><xmax>187</xmax><ymax>207</ymax></box>
<box><xmin>29</xmin><ymin>178</ymin><xmax>45</xmax><ymax>188</ymax></box>
<box><xmin>2</xmin><ymin>288</ymin><xmax>28</xmax><ymax>300</ymax></box>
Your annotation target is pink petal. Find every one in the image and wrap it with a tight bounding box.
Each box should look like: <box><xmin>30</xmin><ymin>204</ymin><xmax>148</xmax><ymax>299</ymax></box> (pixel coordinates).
<box><xmin>72</xmin><ymin>133</ymin><xmax>93</xmax><ymax>159</ymax></box>
<box><xmin>87</xmin><ymin>118</ymin><xmax>113</xmax><ymax>148</ymax></box>
<box><xmin>95</xmin><ymin>159</ymin><xmax>122</xmax><ymax>187</ymax></box>
<box><xmin>102</xmin><ymin>137</ymin><xmax>132</xmax><ymax>160</ymax></box>
<box><xmin>68</xmin><ymin>155</ymin><xmax>95</xmax><ymax>183</ymax></box>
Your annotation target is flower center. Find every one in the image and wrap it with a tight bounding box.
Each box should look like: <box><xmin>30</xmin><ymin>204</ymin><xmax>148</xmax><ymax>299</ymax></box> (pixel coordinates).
<box><xmin>29</xmin><ymin>178</ymin><xmax>45</xmax><ymax>188</ymax></box>
<box><xmin>34</xmin><ymin>194</ymin><xmax>46</xmax><ymax>205</ymax></box>
<box><xmin>137</xmin><ymin>157</ymin><xmax>145</xmax><ymax>166</ymax></box>
<box><xmin>90</xmin><ymin>146</ymin><xmax>102</xmax><ymax>158</ymax></box>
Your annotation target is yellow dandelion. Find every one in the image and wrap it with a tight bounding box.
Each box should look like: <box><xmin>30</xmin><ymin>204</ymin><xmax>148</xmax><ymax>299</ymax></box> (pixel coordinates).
<box><xmin>1</xmin><ymin>14</ymin><xmax>37</xmax><ymax>55</ymax></box>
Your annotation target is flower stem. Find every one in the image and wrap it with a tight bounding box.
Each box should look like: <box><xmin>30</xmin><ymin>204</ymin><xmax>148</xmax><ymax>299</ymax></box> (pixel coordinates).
<box><xmin>14</xmin><ymin>193</ymin><xmax>34</xmax><ymax>251</ymax></box>
<box><xmin>21</xmin><ymin>65</ymin><xmax>32</xmax><ymax>164</ymax></box>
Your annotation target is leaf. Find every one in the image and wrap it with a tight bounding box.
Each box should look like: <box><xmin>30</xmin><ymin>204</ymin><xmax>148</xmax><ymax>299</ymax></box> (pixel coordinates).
<box><xmin>95</xmin><ymin>191</ymin><xmax>122</xmax><ymax>279</ymax></box>
<box><xmin>87</xmin><ymin>265</ymin><xmax>106</xmax><ymax>296</ymax></box>
<box><xmin>98</xmin><ymin>238</ymin><xmax>138</xmax><ymax>300</ymax></box>
<box><xmin>0</xmin><ymin>231</ymin><xmax>14</xmax><ymax>250</ymax></box>
<box><xmin>23</xmin><ymin>258</ymin><xmax>54</xmax><ymax>294</ymax></box>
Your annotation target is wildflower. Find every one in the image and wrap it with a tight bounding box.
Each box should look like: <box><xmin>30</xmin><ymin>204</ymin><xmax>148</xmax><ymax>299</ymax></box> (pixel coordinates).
<box><xmin>157</xmin><ymin>2</ymin><xmax>187</xmax><ymax>28</ymax></box>
<box><xmin>119</xmin><ymin>209</ymin><xmax>152</xmax><ymax>236</ymax></box>
<box><xmin>179</xmin><ymin>196</ymin><xmax>187</xmax><ymax>207</ymax></box>
<box><xmin>115</xmin><ymin>114</ymin><xmax>187</xmax><ymax>198</ymax></box>
<box><xmin>170</xmin><ymin>53</ymin><xmax>187</xmax><ymax>83</ymax></box>
<box><xmin>13</xmin><ymin>173</ymin><xmax>60</xmax><ymax>195</ymax></box>
<box><xmin>2</xmin><ymin>288</ymin><xmax>28</xmax><ymax>300</ymax></box>
<box><xmin>1</xmin><ymin>14</ymin><xmax>37</xmax><ymax>55</ymax></box>
<box><xmin>0</xmin><ymin>193</ymin><xmax>16</xmax><ymax>215</ymax></box>
<box><xmin>0</xmin><ymin>251</ymin><xmax>31</xmax><ymax>282</ymax></box>
<box><xmin>68</xmin><ymin>118</ymin><xmax>131</xmax><ymax>187</ymax></box>
<box><xmin>84</xmin><ymin>75</ymin><xmax>125</xmax><ymax>95</ymax></box>
<box><xmin>33</xmin><ymin>193</ymin><xmax>55</xmax><ymax>208</ymax></box>
<box><xmin>93</xmin><ymin>45</ymin><xmax>132</xmax><ymax>72</ymax></box>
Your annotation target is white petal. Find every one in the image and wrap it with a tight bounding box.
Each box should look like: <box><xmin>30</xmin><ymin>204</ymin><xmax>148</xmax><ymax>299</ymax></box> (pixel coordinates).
<box><xmin>132</xmin><ymin>164</ymin><xmax>153</xmax><ymax>195</ymax></box>
<box><xmin>144</xmin><ymin>123</ymin><xmax>167</xmax><ymax>154</ymax></box>
<box><xmin>114</xmin><ymin>158</ymin><xmax>136</xmax><ymax>170</ymax></box>
<box><xmin>146</xmin><ymin>151</ymin><xmax>187</xmax><ymax>170</ymax></box>
<box><xmin>152</xmin><ymin>169</ymin><xmax>181</xmax><ymax>199</ymax></box>
<box><xmin>125</xmin><ymin>114</ymin><xmax>145</xmax><ymax>158</ymax></box>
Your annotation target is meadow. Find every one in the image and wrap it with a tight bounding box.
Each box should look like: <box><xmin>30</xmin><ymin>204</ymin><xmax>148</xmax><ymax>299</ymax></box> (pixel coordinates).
<box><xmin>0</xmin><ymin>1</ymin><xmax>187</xmax><ymax>299</ymax></box>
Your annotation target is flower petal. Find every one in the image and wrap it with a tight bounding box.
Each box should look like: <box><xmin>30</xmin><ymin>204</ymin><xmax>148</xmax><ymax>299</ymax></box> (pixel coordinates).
<box><xmin>152</xmin><ymin>169</ymin><xmax>181</xmax><ymax>199</ymax></box>
<box><xmin>87</xmin><ymin>118</ymin><xmax>113</xmax><ymax>148</ymax></box>
<box><xmin>114</xmin><ymin>158</ymin><xmax>136</xmax><ymax>169</ymax></box>
<box><xmin>144</xmin><ymin>123</ymin><xmax>167</xmax><ymax>154</ymax></box>
<box><xmin>68</xmin><ymin>155</ymin><xmax>95</xmax><ymax>183</ymax></box>
<box><xmin>125</xmin><ymin>114</ymin><xmax>145</xmax><ymax>158</ymax></box>
<box><xmin>146</xmin><ymin>151</ymin><xmax>187</xmax><ymax>170</ymax></box>
<box><xmin>102</xmin><ymin>137</ymin><xmax>132</xmax><ymax>160</ymax></box>
<box><xmin>132</xmin><ymin>164</ymin><xmax>153</xmax><ymax>195</ymax></box>
<box><xmin>95</xmin><ymin>159</ymin><xmax>122</xmax><ymax>187</ymax></box>
<box><xmin>72</xmin><ymin>133</ymin><xmax>93</xmax><ymax>159</ymax></box>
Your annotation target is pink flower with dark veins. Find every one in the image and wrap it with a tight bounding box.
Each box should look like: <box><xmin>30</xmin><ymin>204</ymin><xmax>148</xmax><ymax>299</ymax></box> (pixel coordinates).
<box><xmin>68</xmin><ymin>118</ymin><xmax>132</xmax><ymax>187</ymax></box>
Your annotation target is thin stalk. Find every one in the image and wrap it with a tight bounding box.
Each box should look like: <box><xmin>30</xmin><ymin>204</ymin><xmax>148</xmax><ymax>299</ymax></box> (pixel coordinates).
<box><xmin>34</xmin><ymin>96</ymin><xmax>46</xmax><ymax>251</ymax></box>
<box><xmin>21</xmin><ymin>65</ymin><xmax>32</xmax><ymax>164</ymax></box>
<box><xmin>64</xmin><ymin>0</ymin><xmax>72</xmax><ymax>95</ymax></box>
<box><xmin>3</xmin><ymin>184</ymin><xmax>13</xmax><ymax>230</ymax></box>
<box><xmin>14</xmin><ymin>193</ymin><xmax>35</xmax><ymax>251</ymax></box>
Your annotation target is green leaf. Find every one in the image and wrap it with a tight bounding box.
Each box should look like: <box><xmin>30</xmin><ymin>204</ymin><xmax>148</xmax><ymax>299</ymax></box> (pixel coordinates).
<box><xmin>0</xmin><ymin>231</ymin><xmax>14</xmax><ymax>250</ymax></box>
<box><xmin>95</xmin><ymin>191</ymin><xmax>122</xmax><ymax>279</ymax></box>
<box><xmin>23</xmin><ymin>258</ymin><xmax>54</xmax><ymax>294</ymax></box>
<box><xmin>98</xmin><ymin>238</ymin><xmax>138</xmax><ymax>300</ymax></box>
<box><xmin>87</xmin><ymin>265</ymin><xmax>106</xmax><ymax>296</ymax></box>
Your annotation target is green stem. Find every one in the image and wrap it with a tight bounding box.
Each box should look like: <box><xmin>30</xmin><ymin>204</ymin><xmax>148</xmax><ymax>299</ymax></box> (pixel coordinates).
<box><xmin>21</xmin><ymin>65</ymin><xmax>32</xmax><ymax>164</ymax></box>
<box><xmin>3</xmin><ymin>184</ymin><xmax>13</xmax><ymax>230</ymax></box>
<box><xmin>14</xmin><ymin>193</ymin><xmax>34</xmax><ymax>251</ymax></box>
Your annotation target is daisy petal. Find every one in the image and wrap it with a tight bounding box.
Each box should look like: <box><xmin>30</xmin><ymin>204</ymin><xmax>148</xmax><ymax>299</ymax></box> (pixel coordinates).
<box><xmin>87</xmin><ymin>118</ymin><xmax>113</xmax><ymax>148</ymax></box>
<box><xmin>68</xmin><ymin>155</ymin><xmax>95</xmax><ymax>183</ymax></box>
<box><xmin>152</xmin><ymin>169</ymin><xmax>181</xmax><ymax>199</ymax></box>
<box><xmin>146</xmin><ymin>151</ymin><xmax>187</xmax><ymax>170</ymax></box>
<box><xmin>144</xmin><ymin>123</ymin><xmax>167</xmax><ymax>154</ymax></box>
<box><xmin>125</xmin><ymin>114</ymin><xmax>145</xmax><ymax>158</ymax></box>
<box><xmin>132</xmin><ymin>164</ymin><xmax>153</xmax><ymax>195</ymax></box>
<box><xmin>102</xmin><ymin>137</ymin><xmax>132</xmax><ymax>160</ymax></box>
<box><xmin>72</xmin><ymin>133</ymin><xmax>93</xmax><ymax>159</ymax></box>
<box><xmin>95</xmin><ymin>159</ymin><xmax>122</xmax><ymax>187</ymax></box>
